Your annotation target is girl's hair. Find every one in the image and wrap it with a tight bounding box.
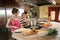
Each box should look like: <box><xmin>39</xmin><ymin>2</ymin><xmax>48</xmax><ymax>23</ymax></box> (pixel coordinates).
<box><xmin>12</xmin><ymin>8</ymin><xmax>19</xmax><ymax>14</ymax></box>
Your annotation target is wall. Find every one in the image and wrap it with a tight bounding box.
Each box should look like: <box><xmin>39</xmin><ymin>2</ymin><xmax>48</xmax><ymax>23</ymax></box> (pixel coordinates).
<box><xmin>33</xmin><ymin>6</ymin><xmax>40</xmax><ymax>18</ymax></box>
<box><xmin>37</xmin><ymin>5</ymin><xmax>60</xmax><ymax>20</ymax></box>
<box><xmin>33</xmin><ymin>6</ymin><xmax>49</xmax><ymax>18</ymax></box>
<box><xmin>34</xmin><ymin>6</ymin><xmax>39</xmax><ymax>13</ymax></box>
<box><xmin>39</xmin><ymin>6</ymin><xmax>48</xmax><ymax>18</ymax></box>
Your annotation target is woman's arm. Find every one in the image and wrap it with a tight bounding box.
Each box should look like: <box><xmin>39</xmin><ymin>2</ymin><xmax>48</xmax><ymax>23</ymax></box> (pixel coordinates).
<box><xmin>6</xmin><ymin>18</ymin><xmax>17</xmax><ymax>28</ymax></box>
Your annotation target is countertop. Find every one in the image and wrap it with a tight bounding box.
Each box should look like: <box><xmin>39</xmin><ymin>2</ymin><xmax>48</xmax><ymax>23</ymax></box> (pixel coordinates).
<box><xmin>12</xmin><ymin>32</ymin><xmax>57</xmax><ymax>40</ymax></box>
<box><xmin>12</xmin><ymin>22</ymin><xmax>60</xmax><ymax>40</ymax></box>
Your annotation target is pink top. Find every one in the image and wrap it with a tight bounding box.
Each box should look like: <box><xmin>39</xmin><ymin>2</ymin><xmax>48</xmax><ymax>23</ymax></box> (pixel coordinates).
<box><xmin>11</xmin><ymin>17</ymin><xmax>21</xmax><ymax>32</ymax></box>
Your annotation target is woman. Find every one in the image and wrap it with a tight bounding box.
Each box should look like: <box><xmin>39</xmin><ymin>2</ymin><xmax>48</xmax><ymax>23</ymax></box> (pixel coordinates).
<box><xmin>6</xmin><ymin>8</ymin><xmax>23</xmax><ymax>32</ymax></box>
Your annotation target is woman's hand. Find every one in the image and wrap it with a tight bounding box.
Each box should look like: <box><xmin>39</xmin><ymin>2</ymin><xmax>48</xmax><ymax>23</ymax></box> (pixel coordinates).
<box><xmin>12</xmin><ymin>26</ymin><xmax>18</xmax><ymax>29</ymax></box>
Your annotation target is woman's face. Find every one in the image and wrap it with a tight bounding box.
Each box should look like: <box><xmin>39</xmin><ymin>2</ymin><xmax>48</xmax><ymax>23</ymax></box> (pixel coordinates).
<box><xmin>13</xmin><ymin>12</ymin><xmax>19</xmax><ymax>17</ymax></box>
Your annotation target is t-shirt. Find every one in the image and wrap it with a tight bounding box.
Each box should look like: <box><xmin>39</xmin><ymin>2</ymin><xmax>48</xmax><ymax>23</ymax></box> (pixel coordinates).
<box><xmin>20</xmin><ymin>19</ymin><xmax>30</xmax><ymax>28</ymax></box>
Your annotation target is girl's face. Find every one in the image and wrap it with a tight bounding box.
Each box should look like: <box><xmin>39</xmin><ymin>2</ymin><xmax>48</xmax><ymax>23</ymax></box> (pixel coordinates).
<box><xmin>22</xmin><ymin>14</ymin><xmax>26</xmax><ymax>18</ymax></box>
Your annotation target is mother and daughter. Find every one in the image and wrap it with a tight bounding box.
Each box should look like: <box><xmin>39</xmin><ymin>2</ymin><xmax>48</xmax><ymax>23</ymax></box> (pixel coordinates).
<box><xmin>6</xmin><ymin>8</ymin><xmax>29</xmax><ymax>40</ymax></box>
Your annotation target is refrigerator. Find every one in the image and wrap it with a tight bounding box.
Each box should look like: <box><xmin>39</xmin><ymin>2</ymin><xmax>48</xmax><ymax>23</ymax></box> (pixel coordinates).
<box><xmin>0</xmin><ymin>8</ymin><xmax>6</xmax><ymax>26</ymax></box>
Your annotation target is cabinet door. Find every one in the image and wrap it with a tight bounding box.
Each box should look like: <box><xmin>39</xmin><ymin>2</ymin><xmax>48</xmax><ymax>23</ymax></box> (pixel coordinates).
<box><xmin>50</xmin><ymin>11</ymin><xmax>55</xmax><ymax>20</ymax></box>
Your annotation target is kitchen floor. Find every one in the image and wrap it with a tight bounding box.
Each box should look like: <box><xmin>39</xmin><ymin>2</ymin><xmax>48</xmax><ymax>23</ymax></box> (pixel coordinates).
<box><xmin>0</xmin><ymin>32</ymin><xmax>8</xmax><ymax>40</ymax></box>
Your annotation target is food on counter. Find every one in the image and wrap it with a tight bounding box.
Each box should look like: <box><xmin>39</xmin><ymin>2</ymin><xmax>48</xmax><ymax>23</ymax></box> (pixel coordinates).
<box><xmin>47</xmin><ymin>29</ymin><xmax>57</xmax><ymax>36</ymax></box>
<box><xmin>14</xmin><ymin>27</ymin><xmax>57</xmax><ymax>36</ymax></box>
<box><xmin>14</xmin><ymin>28</ymin><xmax>28</xmax><ymax>32</ymax></box>
<box><xmin>37</xmin><ymin>28</ymin><xmax>48</xmax><ymax>36</ymax></box>
<box><xmin>37</xmin><ymin>28</ymin><xmax>57</xmax><ymax>36</ymax></box>
<box><xmin>22</xmin><ymin>28</ymin><xmax>38</xmax><ymax>35</ymax></box>
<box><xmin>22</xmin><ymin>29</ymin><xmax>33</xmax><ymax>35</ymax></box>
<box><xmin>43</xmin><ymin>22</ymin><xmax>52</xmax><ymax>27</ymax></box>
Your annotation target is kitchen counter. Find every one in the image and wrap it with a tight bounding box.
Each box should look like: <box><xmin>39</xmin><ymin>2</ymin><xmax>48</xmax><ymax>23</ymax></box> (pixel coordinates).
<box><xmin>12</xmin><ymin>32</ymin><xmax>57</xmax><ymax>40</ymax></box>
<box><xmin>12</xmin><ymin>22</ymin><xmax>60</xmax><ymax>40</ymax></box>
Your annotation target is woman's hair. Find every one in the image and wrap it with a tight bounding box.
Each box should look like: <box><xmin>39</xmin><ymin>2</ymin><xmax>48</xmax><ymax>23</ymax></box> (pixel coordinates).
<box><xmin>12</xmin><ymin>8</ymin><xmax>19</xmax><ymax>14</ymax></box>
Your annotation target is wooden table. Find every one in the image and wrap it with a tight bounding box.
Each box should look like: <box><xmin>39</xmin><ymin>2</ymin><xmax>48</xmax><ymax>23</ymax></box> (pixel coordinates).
<box><xmin>12</xmin><ymin>32</ymin><xmax>57</xmax><ymax>40</ymax></box>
